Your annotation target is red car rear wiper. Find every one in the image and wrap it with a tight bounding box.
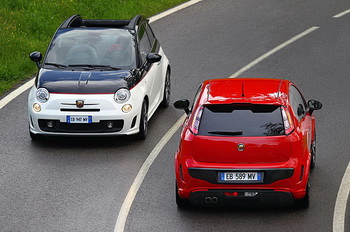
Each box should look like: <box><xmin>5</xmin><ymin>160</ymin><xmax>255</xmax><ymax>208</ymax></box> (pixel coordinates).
<box><xmin>208</xmin><ymin>131</ymin><xmax>243</xmax><ymax>136</ymax></box>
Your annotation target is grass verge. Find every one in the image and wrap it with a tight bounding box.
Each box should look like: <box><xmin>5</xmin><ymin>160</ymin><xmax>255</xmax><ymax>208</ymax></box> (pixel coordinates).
<box><xmin>0</xmin><ymin>0</ymin><xmax>187</xmax><ymax>97</ymax></box>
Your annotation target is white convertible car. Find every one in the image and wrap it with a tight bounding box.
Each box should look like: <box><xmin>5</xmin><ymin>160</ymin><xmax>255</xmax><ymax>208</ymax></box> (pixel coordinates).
<box><xmin>28</xmin><ymin>15</ymin><xmax>170</xmax><ymax>140</ymax></box>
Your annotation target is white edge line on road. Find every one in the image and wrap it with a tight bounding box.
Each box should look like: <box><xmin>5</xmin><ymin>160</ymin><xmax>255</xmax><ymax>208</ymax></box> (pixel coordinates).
<box><xmin>333</xmin><ymin>9</ymin><xmax>350</xmax><ymax>18</ymax></box>
<box><xmin>149</xmin><ymin>0</ymin><xmax>202</xmax><ymax>23</ymax></box>
<box><xmin>229</xmin><ymin>26</ymin><xmax>319</xmax><ymax>78</ymax></box>
<box><xmin>114</xmin><ymin>114</ymin><xmax>186</xmax><ymax>232</ymax></box>
<box><xmin>333</xmin><ymin>162</ymin><xmax>350</xmax><ymax>232</ymax></box>
<box><xmin>0</xmin><ymin>78</ymin><xmax>34</xmax><ymax>110</ymax></box>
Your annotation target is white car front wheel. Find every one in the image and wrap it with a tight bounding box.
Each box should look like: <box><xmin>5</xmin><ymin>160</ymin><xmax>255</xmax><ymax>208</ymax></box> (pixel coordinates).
<box><xmin>160</xmin><ymin>69</ymin><xmax>171</xmax><ymax>108</ymax></box>
<box><xmin>136</xmin><ymin>100</ymin><xmax>148</xmax><ymax>140</ymax></box>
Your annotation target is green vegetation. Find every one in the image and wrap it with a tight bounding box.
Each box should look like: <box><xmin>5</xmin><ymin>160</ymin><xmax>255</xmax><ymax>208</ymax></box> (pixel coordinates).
<box><xmin>0</xmin><ymin>0</ymin><xmax>187</xmax><ymax>96</ymax></box>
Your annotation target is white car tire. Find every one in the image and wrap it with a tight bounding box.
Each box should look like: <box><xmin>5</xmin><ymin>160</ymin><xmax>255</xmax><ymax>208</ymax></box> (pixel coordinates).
<box><xmin>136</xmin><ymin>100</ymin><xmax>148</xmax><ymax>140</ymax></box>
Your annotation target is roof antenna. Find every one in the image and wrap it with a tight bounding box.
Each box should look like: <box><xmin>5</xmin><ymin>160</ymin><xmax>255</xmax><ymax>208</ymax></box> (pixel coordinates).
<box><xmin>241</xmin><ymin>82</ymin><xmax>245</xmax><ymax>97</ymax></box>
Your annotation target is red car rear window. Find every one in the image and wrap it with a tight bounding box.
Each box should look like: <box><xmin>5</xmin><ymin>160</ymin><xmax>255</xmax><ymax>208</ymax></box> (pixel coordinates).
<box><xmin>198</xmin><ymin>104</ymin><xmax>285</xmax><ymax>137</ymax></box>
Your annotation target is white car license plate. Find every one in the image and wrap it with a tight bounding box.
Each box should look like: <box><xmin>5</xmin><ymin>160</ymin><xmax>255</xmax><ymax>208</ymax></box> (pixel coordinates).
<box><xmin>218</xmin><ymin>172</ymin><xmax>263</xmax><ymax>182</ymax></box>
<box><xmin>66</xmin><ymin>116</ymin><xmax>92</xmax><ymax>123</ymax></box>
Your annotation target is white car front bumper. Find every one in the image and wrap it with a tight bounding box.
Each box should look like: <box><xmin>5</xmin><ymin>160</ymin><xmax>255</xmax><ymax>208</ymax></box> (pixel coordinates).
<box><xmin>28</xmin><ymin>86</ymin><xmax>143</xmax><ymax>136</ymax></box>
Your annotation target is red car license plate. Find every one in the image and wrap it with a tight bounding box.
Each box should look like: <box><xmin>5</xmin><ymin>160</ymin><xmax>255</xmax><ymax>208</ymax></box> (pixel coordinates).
<box><xmin>219</xmin><ymin>172</ymin><xmax>263</xmax><ymax>182</ymax></box>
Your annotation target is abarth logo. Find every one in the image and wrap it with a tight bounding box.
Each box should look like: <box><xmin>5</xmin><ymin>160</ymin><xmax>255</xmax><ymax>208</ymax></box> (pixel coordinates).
<box><xmin>76</xmin><ymin>100</ymin><xmax>84</xmax><ymax>108</ymax></box>
<box><xmin>237</xmin><ymin>143</ymin><xmax>245</xmax><ymax>151</ymax></box>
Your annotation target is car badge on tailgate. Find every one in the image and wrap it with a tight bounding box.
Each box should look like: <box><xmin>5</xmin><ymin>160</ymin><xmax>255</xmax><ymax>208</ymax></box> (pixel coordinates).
<box><xmin>76</xmin><ymin>100</ymin><xmax>84</xmax><ymax>108</ymax></box>
<box><xmin>237</xmin><ymin>143</ymin><xmax>245</xmax><ymax>151</ymax></box>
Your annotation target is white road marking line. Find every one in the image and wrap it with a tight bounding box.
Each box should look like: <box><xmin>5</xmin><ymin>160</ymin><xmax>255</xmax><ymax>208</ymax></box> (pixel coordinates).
<box><xmin>333</xmin><ymin>162</ymin><xmax>350</xmax><ymax>232</ymax></box>
<box><xmin>0</xmin><ymin>78</ymin><xmax>34</xmax><ymax>110</ymax></box>
<box><xmin>333</xmin><ymin>9</ymin><xmax>350</xmax><ymax>18</ymax></box>
<box><xmin>114</xmin><ymin>114</ymin><xmax>186</xmax><ymax>232</ymax></box>
<box><xmin>149</xmin><ymin>0</ymin><xmax>202</xmax><ymax>23</ymax></box>
<box><xmin>229</xmin><ymin>26</ymin><xmax>319</xmax><ymax>78</ymax></box>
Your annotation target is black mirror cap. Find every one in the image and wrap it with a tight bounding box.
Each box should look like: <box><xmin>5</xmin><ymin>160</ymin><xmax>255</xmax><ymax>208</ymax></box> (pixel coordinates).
<box><xmin>308</xmin><ymin>100</ymin><xmax>322</xmax><ymax>110</ymax></box>
<box><xmin>174</xmin><ymin>99</ymin><xmax>190</xmax><ymax>114</ymax></box>
<box><xmin>146</xmin><ymin>53</ymin><xmax>162</xmax><ymax>64</ymax></box>
<box><xmin>29</xmin><ymin>51</ymin><xmax>42</xmax><ymax>69</ymax></box>
<box><xmin>29</xmin><ymin>51</ymin><xmax>42</xmax><ymax>63</ymax></box>
<box><xmin>308</xmin><ymin>99</ymin><xmax>322</xmax><ymax>114</ymax></box>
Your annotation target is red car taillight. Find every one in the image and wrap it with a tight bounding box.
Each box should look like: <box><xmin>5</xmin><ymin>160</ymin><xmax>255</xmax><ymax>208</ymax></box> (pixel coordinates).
<box><xmin>189</xmin><ymin>105</ymin><xmax>204</xmax><ymax>134</ymax></box>
<box><xmin>281</xmin><ymin>107</ymin><xmax>294</xmax><ymax>135</ymax></box>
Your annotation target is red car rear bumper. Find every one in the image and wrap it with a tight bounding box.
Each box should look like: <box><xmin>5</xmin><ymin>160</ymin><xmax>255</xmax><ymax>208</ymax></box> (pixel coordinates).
<box><xmin>175</xmin><ymin>157</ymin><xmax>309</xmax><ymax>204</ymax></box>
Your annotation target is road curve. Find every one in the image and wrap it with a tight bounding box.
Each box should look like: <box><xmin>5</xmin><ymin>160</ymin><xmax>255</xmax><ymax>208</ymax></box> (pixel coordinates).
<box><xmin>1</xmin><ymin>1</ymin><xmax>350</xmax><ymax>232</ymax></box>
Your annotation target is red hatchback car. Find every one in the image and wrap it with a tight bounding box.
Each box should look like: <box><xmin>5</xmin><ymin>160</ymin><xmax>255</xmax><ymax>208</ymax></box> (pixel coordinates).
<box><xmin>174</xmin><ymin>78</ymin><xmax>322</xmax><ymax>208</ymax></box>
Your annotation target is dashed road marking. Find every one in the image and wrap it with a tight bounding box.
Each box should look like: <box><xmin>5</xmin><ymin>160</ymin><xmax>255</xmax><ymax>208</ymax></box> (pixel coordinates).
<box><xmin>229</xmin><ymin>26</ymin><xmax>319</xmax><ymax>78</ymax></box>
<box><xmin>333</xmin><ymin>9</ymin><xmax>350</xmax><ymax>18</ymax></box>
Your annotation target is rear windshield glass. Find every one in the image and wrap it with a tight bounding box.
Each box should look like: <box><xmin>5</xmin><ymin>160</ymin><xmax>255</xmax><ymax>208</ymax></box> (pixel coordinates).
<box><xmin>198</xmin><ymin>104</ymin><xmax>284</xmax><ymax>137</ymax></box>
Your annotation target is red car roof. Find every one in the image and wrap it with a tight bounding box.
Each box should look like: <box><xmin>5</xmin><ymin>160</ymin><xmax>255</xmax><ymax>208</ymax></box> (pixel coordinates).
<box><xmin>203</xmin><ymin>78</ymin><xmax>290</xmax><ymax>105</ymax></box>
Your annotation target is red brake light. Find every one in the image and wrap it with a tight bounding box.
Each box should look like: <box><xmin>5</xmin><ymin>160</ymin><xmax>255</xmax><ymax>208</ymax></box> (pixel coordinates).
<box><xmin>225</xmin><ymin>192</ymin><xmax>239</xmax><ymax>197</ymax></box>
<box><xmin>188</xmin><ymin>84</ymin><xmax>209</xmax><ymax>135</ymax></box>
<box><xmin>190</xmin><ymin>105</ymin><xmax>204</xmax><ymax>134</ymax></box>
<box><xmin>281</xmin><ymin>107</ymin><xmax>294</xmax><ymax>135</ymax></box>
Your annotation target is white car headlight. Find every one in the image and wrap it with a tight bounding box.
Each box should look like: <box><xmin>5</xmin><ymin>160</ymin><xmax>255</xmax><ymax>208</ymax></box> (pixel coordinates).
<box><xmin>36</xmin><ymin>88</ymin><xmax>50</xmax><ymax>103</ymax></box>
<box><xmin>114</xmin><ymin>88</ymin><xmax>130</xmax><ymax>103</ymax></box>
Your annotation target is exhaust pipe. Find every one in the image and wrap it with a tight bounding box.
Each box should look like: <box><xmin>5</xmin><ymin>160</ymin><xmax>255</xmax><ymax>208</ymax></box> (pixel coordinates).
<box><xmin>205</xmin><ymin>197</ymin><xmax>212</xmax><ymax>204</ymax></box>
<box><xmin>204</xmin><ymin>197</ymin><xmax>219</xmax><ymax>204</ymax></box>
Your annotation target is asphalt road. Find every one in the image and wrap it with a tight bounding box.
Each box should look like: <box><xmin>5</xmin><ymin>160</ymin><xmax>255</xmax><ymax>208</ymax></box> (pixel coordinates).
<box><xmin>1</xmin><ymin>1</ymin><xmax>350</xmax><ymax>231</ymax></box>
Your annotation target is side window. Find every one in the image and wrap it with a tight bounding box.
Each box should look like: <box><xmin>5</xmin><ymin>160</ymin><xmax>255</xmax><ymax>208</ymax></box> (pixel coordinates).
<box><xmin>146</xmin><ymin>24</ymin><xmax>156</xmax><ymax>50</ymax></box>
<box><xmin>289</xmin><ymin>85</ymin><xmax>307</xmax><ymax>121</ymax></box>
<box><xmin>138</xmin><ymin>24</ymin><xmax>151</xmax><ymax>64</ymax></box>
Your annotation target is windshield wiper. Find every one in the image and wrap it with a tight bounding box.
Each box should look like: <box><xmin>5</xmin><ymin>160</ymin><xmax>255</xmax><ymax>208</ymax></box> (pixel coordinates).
<box><xmin>67</xmin><ymin>64</ymin><xmax>121</xmax><ymax>70</ymax></box>
<box><xmin>44</xmin><ymin>63</ymin><xmax>67</xmax><ymax>68</ymax></box>
<box><xmin>208</xmin><ymin>131</ymin><xmax>243</xmax><ymax>136</ymax></box>
<box><xmin>89</xmin><ymin>65</ymin><xmax>122</xmax><ymax>70</ymax></box>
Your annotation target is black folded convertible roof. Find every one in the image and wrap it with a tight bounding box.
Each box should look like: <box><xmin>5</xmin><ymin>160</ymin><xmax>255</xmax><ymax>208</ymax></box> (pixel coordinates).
<box><xmin>59</xmin><ymin>14</ymin><xmax>143</xmax><ymax>30</ymax></box>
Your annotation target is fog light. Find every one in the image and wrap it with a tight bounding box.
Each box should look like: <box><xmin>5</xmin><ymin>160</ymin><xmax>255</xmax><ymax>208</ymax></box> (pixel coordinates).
<box><xmin>224</xmin><ymin>192</ymin><xmax>239</xmax><ymax>197</ymax></box>
<box><xmin>122</xmin><ymin>104</ymin><xmax>132</xmax><ymax>113</ymax></box>
<box><xmin>107</xmin><ymin>121</ymin><xmax>114</xmax><ymax>128</ymax></box>
<box><xmin>47</xmin><ymin>121</ymin><xmax>54</xmax><ymax>128</ymax></box>
<box><xmin>33</xmin><ymin>103</ymin><xmax>41</xmax><ymax>112</ymax></box>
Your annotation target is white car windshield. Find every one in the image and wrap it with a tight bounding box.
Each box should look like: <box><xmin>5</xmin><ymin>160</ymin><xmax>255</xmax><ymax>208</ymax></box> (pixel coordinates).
<box><xmin>45</xmin><ymin>28</ymin><xmax>136</xmax><ymax>69</ymax></box>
